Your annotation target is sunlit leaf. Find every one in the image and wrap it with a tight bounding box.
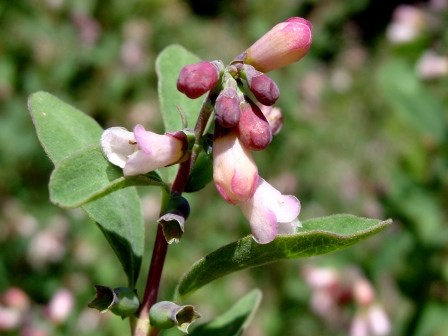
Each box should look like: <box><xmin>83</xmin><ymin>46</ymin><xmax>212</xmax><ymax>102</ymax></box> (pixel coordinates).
<box><xmin>156</xmin><ymin>44</ymin><xmax>203</xmax><ymax>132</ymax></box>
<box><xmin>49</xmin><ymin>146</ymin><xmax>166</xmax><ymax>208</ymax></box>
<box><xmin>175</xmin><ymin>215</ymin><xmax>391</xmax><ymax>298</ymax></box>
<box><xmin>28</xmin><ymin>92</ymin><xmax>144</xmax><ymax>287</ymax></box>
<box><xmin>156</xmin><ymin>45</ymin><xmax>204</xmax><ymax>183</ymax></box>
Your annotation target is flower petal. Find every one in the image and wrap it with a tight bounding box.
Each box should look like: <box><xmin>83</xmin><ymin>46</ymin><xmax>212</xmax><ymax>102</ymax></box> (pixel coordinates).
<box><xmin>213</xmin><ymin>127</ymin><xmax>258</xmax><ymax>204</ymax></box>
<box><xmin>101</xmin><ymin>127</ymin><xmax>137</xmax><ymax>168</ymax></box>
<box><xmin>239</xmin><ymin>178</ymin><xmax>301</xmax><ymax>243</ymax></box>
<box><xmin>273</xmin><ymin>195</ymin><xmax>301</xmax><ymax>223</ymax></box>
<box><xmin>240</xmin><ymin>200</ymin><xmax>278</xmax><ymax>244</ymax></box>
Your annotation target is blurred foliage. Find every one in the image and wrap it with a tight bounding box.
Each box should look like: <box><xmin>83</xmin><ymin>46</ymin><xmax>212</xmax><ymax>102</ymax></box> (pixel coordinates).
<box><xmin>0</xmin><ymin>0</ymin><xmax>447</xmax><ymax>335</ymax></box>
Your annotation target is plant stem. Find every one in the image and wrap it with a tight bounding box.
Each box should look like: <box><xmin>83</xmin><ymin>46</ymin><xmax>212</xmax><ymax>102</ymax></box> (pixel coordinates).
<box><xmin>134</xmin><ymin>91</ymin><xmax>216</xmax><ymax>336</ymax></box>
<box><xmin>138</xmin><ymin>224</ymin><xmax>169</xmax><ymax>319</ymax></box>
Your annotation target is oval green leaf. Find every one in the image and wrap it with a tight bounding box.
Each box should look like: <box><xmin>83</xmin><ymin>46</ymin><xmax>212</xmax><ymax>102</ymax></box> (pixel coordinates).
<box><xmin>28</xmin><ymin>91</ymin><xmax>103</xmax><ymax>164</ymax></box>
<box><xmin>28</xmin><ymin>91</ymin><xmax>145</xmax><ymax>287</ymax></box>
<box><xmin>156</xmin><ymin>45</ymin><xmax>204</xmax><ymax>183</ymax></box>
<box><xmin>175</xmin><ymin>215</ymin><xmax>391</xmax><ymax>299</ymax></box>
<box><xmin>83</xmin><ymin>189</ymin><xmax>144</xmax><ymax>288</ymax></box>
<box><xmin>49</xmin><ymin>146</ymin><xmax>166</xmax><ymax>208</ymax></box>
<box><xmin>189</xmin><ymin>289</ymin><xmax>262</xmax><ymax>336</ymax></box>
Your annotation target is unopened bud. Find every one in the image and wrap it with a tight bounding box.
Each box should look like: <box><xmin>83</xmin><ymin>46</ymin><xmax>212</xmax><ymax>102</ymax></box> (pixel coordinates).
<box><xmin>177</xmin><ymin>61</ymin><xmax>220</xmax><ymax>99</ymax></box>
<box><xmin>237</xmin><ymin>99</ymin><xmax>272</xmax><ymax>151</ymax></box>
<box><xmin>233</xmin><ymin>17</ymin><xmax>312</xmax><ymax>73</ymax></box>
<box><xmin>149</xmin><ymin>301</ymin><xmax>200</xmax><ymax>333</ymax></box>
<box><xmin>215</xmin><ymin>87</ymin><xmax>242</xmax><ymax>127</ymax></box>
<box><xmin>258</xmin><ymin>104</ymin><xmax>283</xmax><ymax>135</ymax></box>
<box><xmin>88</xmin><ymin>285</ymin><xmax>140</xmax><ymax>318</ymax></box>
<box><xmin>243</xmin><ymin>65</ymin><xmax>279</xmax><ymax>106</ymax></box>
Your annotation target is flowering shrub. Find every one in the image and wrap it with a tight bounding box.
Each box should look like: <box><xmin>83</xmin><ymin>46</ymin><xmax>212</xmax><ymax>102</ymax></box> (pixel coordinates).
<box><xmin>26</xmin><ymin>17</ymin><xmax>391</xmax><ymax>336</ymax></box>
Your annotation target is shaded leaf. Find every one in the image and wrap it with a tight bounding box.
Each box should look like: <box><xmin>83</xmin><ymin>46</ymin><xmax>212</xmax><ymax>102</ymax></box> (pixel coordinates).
<box><xmin>83</xmin><ymin>189</ymin><xmax>144</xmax><ymax>288</ymax></box>
<box><xmin>185</xmin><ymin>150</ymin><xmax>213</xmax><ymax>193</ymax></box>
<box><xmin>50</xmin><ymin>146</ymin><xmax>166</xmax><ymax>208</ymax></box>
<box><xmin>28</xmin><ymin>92</ymin><xmax>144</xmax><ymax>287</ymax></box>
<box><xmin>190</xmin><ymin>289</ymin><xmax>262</xmax><ymax>336</ymax></box>
<box><xmin>377</xmin><ymin>59</ymin><xmax>447</xmax><ymax>143</ymax></box>
<box><xmin>175</xmin><ymin>215</ymin><xmax>391</xmax><ymax>298</ymax></box>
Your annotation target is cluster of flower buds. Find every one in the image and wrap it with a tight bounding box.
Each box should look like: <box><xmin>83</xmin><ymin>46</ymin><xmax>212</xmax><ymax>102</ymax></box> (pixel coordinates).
<box><xmin>100</xmin><ymin>17</ymin><xmax>312</xmax><ymax>244</ymax></box>
<box><xmin>176</xmin><ymin>17</ymin><xmax>312</xmax><ymax>244</ymax></box>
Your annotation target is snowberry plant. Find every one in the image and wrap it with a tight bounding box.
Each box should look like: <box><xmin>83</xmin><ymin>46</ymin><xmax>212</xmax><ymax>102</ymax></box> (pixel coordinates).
<box><xmin>28</xmin><ymin>17</ymin><xmax>391</xmax><ymax>336</ymax></box>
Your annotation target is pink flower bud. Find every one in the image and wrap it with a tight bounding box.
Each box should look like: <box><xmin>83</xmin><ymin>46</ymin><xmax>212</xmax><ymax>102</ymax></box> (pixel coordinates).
<box><xmin>244</xmin><ymin>65</ymin><xmax>279</xmax><ymax>106</ymax></box>
<box><xmin>239</xmin><ymin>178</ymin><xmax>301</xmax><ymax>244</ymax></box>
<box><xmin>177</xmin><ymin>61</ymin><xmax>220</xmax><ymax>99</ymax></box>
<box><xmin>237</xmin><ymin>99</ymin><xmax>272</xmax><ymax>151</ymax></box>
<box><xmin>234</xmin><ymin>17</ymin><xmax>312</xmax><ymax>73</ymax></box>
<box><xmin>101</xmin><ymin>125</ymin><xmax>187</xmax><ymax>176</ymax></box>
<box><xmin>213</xmin><ymin>126</ymin><xmax>259</xmax><ymax>204</ymax></box>
<box><xmin>258</xmin><ymin>103</ymin><xmax>283</xmax><ymax>135</ymax></box>
<box><xmin>214</xmin><ymin>87</ymin><xmax>241</xmax><ymax>128</ymax></box>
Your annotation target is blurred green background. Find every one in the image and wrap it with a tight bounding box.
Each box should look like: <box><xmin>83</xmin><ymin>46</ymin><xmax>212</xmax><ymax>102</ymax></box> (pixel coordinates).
<box><xmin>1</xmin><ymin>0</ymin><xmax>447</xmax><ymax>335</ymax></box>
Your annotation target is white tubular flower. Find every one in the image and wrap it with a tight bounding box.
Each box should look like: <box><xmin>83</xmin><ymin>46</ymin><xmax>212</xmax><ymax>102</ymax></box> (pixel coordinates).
<box><xmin>101</xmin><ymin>124</ymin><xmax>186</xmax><ymax>176</ymax></box>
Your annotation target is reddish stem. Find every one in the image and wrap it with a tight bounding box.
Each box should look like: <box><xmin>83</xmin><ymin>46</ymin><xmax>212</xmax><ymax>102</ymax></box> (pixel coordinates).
<box><xmin>136</xmin><ymin>91</ymin><xmax>216</xmax><ymax>336</ymax></box>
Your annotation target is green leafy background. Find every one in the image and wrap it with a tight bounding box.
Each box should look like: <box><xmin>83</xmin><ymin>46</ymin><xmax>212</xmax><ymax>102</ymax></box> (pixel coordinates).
<box><xmin>1</xmin><ymin>1</ymin><xmax>448</xmax><ymax>336</ymax></box>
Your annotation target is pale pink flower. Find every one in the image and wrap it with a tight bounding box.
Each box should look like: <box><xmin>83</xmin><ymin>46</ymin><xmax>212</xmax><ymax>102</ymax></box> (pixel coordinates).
<box><xmin>213</xmin><ymin>127</ymin><xmax>259</xmax><ymax>205</ymax></box>
<box><xmin>46</xmin><ymin>288</ymin><xmax>74</xmax><ymax>324</ymax></box>
<box><xmin>239</xmin><ymin>178</ymin><xmax>301</xmax><ymax>244</ymax></box>
<box><xmin>350</xmin><ymin>305</ymin><xmax>391</xmax><ymax>336</ymax></box>
<box><xmin>416</xmin><ymin>50</ymin><xmax>448</xmax><ymax>79</ymax></box>
<box><xmin>234</xmin><ymin>17</ymin><xmax>312</xmax><ymax>73</ymax></box>
<box><xmin>386</xmin><ymin>5</ymin><xmax>427</xmax><ymax>44</ymax></box>
<box><xmin>101</xmin><ymin>124</ymin><xmax>186</xmax><ymax>176</ymax></box>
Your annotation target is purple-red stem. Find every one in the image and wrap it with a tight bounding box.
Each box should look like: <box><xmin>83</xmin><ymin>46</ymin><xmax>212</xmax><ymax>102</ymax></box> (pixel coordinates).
<box><xmin>137</xmin><ymin>92</ymin><xmax>216</xmax><ymax>335</ymax></box>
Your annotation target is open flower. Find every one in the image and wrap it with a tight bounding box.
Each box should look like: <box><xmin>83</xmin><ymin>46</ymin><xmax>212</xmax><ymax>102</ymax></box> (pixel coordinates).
<box><xmin>233</xmin><ymin>17</ymin><xmax>312</xmax><ymax>73</ymax></box>
<box><xmin>101</xmin><ymin>124</ymin><xmax>186</xmax><ymax>176</ymax></box>
<box><xmin>213</xmin><ymin>126</ymin><xmax>259</xmax><ymax>204</ymax></box>
<box><xmin>239</xmin><ymin>178</ymin><xmax>301</xmax><ymax>244</ymax></box>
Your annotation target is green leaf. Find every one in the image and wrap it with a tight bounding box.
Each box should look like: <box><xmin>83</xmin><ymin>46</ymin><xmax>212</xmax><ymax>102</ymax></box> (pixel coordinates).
<box><xmin>376</xmin><ymin>59</ymin><xmax>447</xmax><ymax>143</ymax></box>
<box><xmin>156</xmin><ymin>44</ymin><xmax>203</xmax><ymax>132</ymax></box>
<box><xmin>83</xmin><ymin>190</ymin><xmax>143</xmax><ymax>288</ymax></box>
<box><xmin>49</xmin><ymin>146</ymin><xmax>166</xmax><ymax>208</ymax></box>
<box><xmin>175</xmin><ymin>215</ymin><xmax>391</xmax><ymax>298</ymax></box>
<box><xmin>156</xmin><ymin>45</ymin><xmax>204</xmax><ymax>184</ymax></box>
<box><xmin>185</xmin><ymin>150</ymin><xmax>213</xmax><ymax>193</ymax></box>
<box><xmin>28</xmin><ymin>91</ymin><xmax>103</xmax><ymax>164</ymax></box>
<box><xmin>190</xmin><ymin>289</ymin><xmax>262</xmax><ymax>336</ymax></box>
<box><xmin>28</xmin><ymin>91</ymin><xmax>144</xmax><ymax>287</ymax></box>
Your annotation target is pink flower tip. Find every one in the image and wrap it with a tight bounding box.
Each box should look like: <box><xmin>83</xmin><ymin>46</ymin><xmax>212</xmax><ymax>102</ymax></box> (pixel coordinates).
<box><xmin>239</xmin><ymin>178</ymin><xmax>301</xmax><ymax>244</ymax></box>
<box><xmin>235</xmin><ymin>17</ymin><xmax>312</xmax><ymax>73</ymax></box>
